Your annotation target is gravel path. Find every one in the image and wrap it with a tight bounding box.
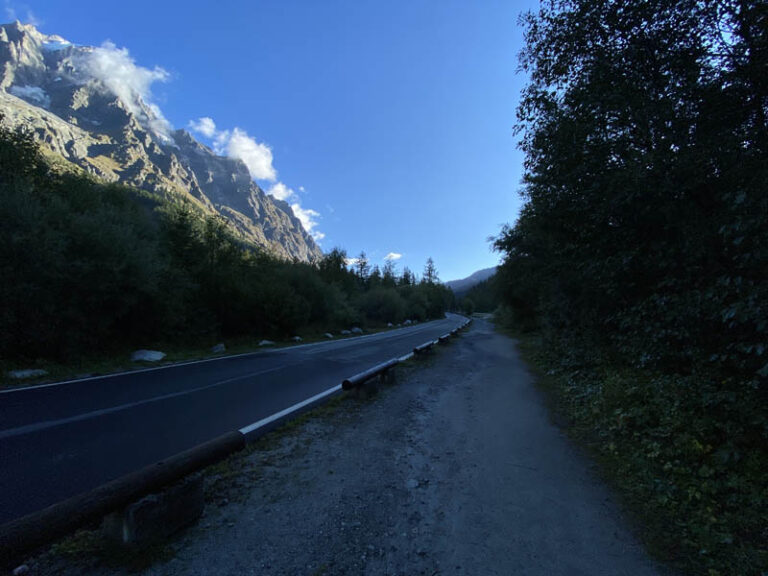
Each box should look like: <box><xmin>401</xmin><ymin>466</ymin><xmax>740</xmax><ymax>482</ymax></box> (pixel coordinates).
<box><xmin>30</xmin><ymin>319</ymin><xmax>667</xmax><ymax>575</ymax></box>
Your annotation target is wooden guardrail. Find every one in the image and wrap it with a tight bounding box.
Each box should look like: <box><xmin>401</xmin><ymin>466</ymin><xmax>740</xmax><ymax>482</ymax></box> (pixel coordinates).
<box><xmin>0</xmin><ymin>317</ymin><xmax>473</xmax><ymax>568</ymax></box>
<box><xmin>341</xmin><ymin>358</ymin><xmax>400</xmax><ymax>390</ymax></box>
<box><xmin>0</xmin><ymin>431</ymin><xmax>245</xmax><ymax>567</ymax></box>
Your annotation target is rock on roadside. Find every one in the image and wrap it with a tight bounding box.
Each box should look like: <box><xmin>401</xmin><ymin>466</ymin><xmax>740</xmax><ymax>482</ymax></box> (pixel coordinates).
<box><xmin>131</xmin><ymin>350</ymin><xmax>166</xmax><ymax>362</ymax></box>
<box><xmin>7</xmin><ymin>369</ymin><xmax>48</xmax><ymax>380</ymax></box>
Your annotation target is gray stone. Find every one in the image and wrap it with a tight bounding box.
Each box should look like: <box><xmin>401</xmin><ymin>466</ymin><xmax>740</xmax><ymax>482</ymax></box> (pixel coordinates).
<box><xmin>324</xmin><ymin>333</ymin><xmax>334</xmax><ymax>339</ymax></box>
<box><xmin>12</xmin><ymin>565</ymin><xmax>29</xmax><ymax>576</ymax></box>
<box><xmin>210</xmin><ymin>343</ymin><xmax>226</xmax><ymax>354</ymax></box>
<box><xmin>131</xmin><ymin>350</ymin><xmax>166</xmax><ymax>362</ymax></box>
<box><xmin>387</xmin><ymin>323</ymin><xmax>393</xmax><ymax>327</ymax></box>
<box><xmin>102</xmin><ymin>476</ymin><xmax>204</xmax><ymax>546</ymax></box>
<box><xmin>292</xmin><ymin>336</ymin><xmax>302</xmax><ymax>342</ymax></box>
<box><xmin>340</xmin><ymin>330</ymin><xmax>352</xmax><ymax>335</ymax></box>
<box><xmin>351</xmin><ymin>327</ymin><xmax>364</xmax><ymax>334</ymax></box>
<box><xmin>258</xmin><ymin>340</ymin><xmax>275</xmax><ymax>347</ymax></box>
<box><xmin>7</xmin><ymin>369</ymin><xmax>47</xmax><ymax>379</ymax></box>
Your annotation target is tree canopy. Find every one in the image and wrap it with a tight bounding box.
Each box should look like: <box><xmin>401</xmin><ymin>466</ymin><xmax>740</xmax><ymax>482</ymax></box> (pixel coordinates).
<box><xmin>0</xmin><ymin>123</ymin><xmax>453</xmax><ymax>364</ymax></box>
<box><xmin>493</xmin><ymin>1</ymin><xmax>766</xmax><ymax>573</ymax></box>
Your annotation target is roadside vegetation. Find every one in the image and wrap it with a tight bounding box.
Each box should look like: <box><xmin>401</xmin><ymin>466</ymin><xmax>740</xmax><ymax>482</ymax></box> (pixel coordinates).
<box><xmin>458</xmin><ymin>275</ymin><xmax>500</xmax><ymax>316</ymax></box>
<box><xmin>0</xmin><ymin>122</ymin><xmax>453</xmax><ymax>371</ymax></box>
<box><xmin>492</xmin><ymin>1</ymin><xmax>767</xmax><ymax>574</ymax></box>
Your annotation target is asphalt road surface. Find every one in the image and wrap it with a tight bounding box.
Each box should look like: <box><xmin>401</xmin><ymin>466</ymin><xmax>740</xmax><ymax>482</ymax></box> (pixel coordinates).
<box><xmin>0</xmin><ymin>314</ymin><xmax>464</xmax><ymax>524</ymax></box>
<box><xmin>28</xmin><ymin>316</ymin><xmax>666</xmax><ymax>575</ymax></box>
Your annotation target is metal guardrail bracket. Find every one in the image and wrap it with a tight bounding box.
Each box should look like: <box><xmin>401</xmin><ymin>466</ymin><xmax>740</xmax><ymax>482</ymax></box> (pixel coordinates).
<box><xmin>342</xmin><ymin>358</ymin><xmax>400</xmax><ymax>390</ymax></box>
<box><xmin>413</xmin><ymin>341</ymin><xmax>435</xmax><ymax>355</ymax></box>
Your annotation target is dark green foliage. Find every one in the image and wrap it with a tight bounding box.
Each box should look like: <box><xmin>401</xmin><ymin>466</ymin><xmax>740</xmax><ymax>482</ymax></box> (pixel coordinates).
<box><xmin>461</xmin><ymin>298</ymin><xmax>475</xmax><ymax>316</ymax></box>
<box><xmin>0</xmin><ymin>124</ymin><xmax>452</xmax><ymax>364</ymax></box>
<box><xmin>515</xmin><ymin>335</ymin><xmax>767</xmax><ymax>576</ymax></box>
<box><xmin>495</xmin><ymin>2</ymin><xmax>767</xmax><ymax>573</ymax></box>
<box><xmin>357</xmin><ymin>288</ymin><xmax>406</xmax><ymax>324</ymax></box>
<box><xmin>0</xmin><ymin>127</ymin><xmax>164</xmax><ymax>359</ymax></box>
<box><xmin>461</xmin><ymin>276</ymin><xmax>500</xmax><ymax>313</ymax></box>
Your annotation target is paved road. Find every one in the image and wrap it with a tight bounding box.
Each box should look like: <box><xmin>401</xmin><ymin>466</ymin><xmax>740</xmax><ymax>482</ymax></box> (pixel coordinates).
<box><xmin>178</xmin><ymin>317</ymin><xmax>660</xmax><ymax>576</ymax></box>
<box><xmin>0</xmin><ymin>314</ymin><xmax>464</xmax><ymax>524</ymax></box>
<box><xmin>30</xmin><ymin>317</ymin><xmax>666</xmax><ymax>575</ymax></box>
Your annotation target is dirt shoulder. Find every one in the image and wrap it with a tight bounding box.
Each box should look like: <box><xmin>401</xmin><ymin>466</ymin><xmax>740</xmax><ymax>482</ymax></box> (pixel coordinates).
<box><xmin>29</xmin><ymin>319</ymin><xmax>668</xmax><ymax>575</ymax></box>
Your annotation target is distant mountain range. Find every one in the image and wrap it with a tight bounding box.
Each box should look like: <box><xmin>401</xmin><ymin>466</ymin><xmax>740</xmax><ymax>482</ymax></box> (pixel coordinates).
<box><xmin>445</xmin><ymin>267</ymin><xmax>496</xmax><ymax>295</ymax></box>
<box><xmin>0</xmin><ymin>22</ymin><xmax>321</xmax><ymax>262</ymax></box>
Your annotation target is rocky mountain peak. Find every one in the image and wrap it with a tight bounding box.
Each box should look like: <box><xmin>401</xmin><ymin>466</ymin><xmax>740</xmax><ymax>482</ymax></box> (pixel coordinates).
<box><xmin>0</xmin><ymin>22</ymin><xmax>322</xmax><ymax>262</ymax></box>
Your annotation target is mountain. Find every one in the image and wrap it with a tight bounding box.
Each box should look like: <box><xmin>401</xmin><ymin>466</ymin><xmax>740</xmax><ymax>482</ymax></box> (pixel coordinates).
<box><xmin>0</xmin><ymin>21</ymin><xmax>322</xmax><ymax>262</ymax></box>
<box><xmin>445</xmin><ymin>267</ymin><xmax>497</xmax><ymax>295</ymax></box>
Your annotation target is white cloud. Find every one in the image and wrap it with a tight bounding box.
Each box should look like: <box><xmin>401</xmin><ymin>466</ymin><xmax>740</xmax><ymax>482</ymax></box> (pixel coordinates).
<box><xmin>384</xmin><ymin>252</ymin><xmax>402</xmax><ymax>261</ymax></box>
<box><xmin>209</xmin><ymin>127</ymin><xmax>276</xmax><ymax>181</ymax></box>
<box><xmin>188</xmin><ymin>117</ymin><xmax>217</xmax><ymax>138</ymax></box>
<box><xmin>189</xmin><ymin>116</ymin><xmax>277</xmax><ymax>182</ymax></box>
<box><xmin>187</xmin><ymin>115</ymin><xmax>323</xmax><ymax>241</ymax></box>
<box><xmin>77</xmin><ymin>41</ymin><xmax>172</xmax><ymax>141</ymax></box>
<box><xmin>266</xmin><ymin>182</ymin><xmax>296</xmax><ymax>202</ymax></box>
<box><xmin>226</xmin><ymin>128</ymin><xmax>276</xmax><ymax>181</ymax></box>
<box><xmin>10</xmin><ymin>85</ymin><xmax>50</xmax><ymax>108</ymax></box>
<box><xmin>345</xmin><ymin>257</ymin><xmax>360</xmax><ymax>267</ymax></box>
<box><xmin>5</xmin><ymin>2</ymin><xmax>41</xmax><ymax>26</ymax></box>
<box><xmin>291</xmin><ymin>203</ymin><xmax>324</xmax><ymax>241</ymax></box>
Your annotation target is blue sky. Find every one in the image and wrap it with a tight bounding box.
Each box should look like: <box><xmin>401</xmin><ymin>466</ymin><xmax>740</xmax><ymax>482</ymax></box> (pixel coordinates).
<box><xmin>6</xmin><ymin>0</ymin><xmax>536</xmax><ymax>281</ymax></box>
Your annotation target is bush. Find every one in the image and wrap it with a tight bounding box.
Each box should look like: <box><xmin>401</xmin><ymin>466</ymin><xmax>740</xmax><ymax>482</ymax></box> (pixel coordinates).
<box><xmin>493</xmin><ymin>2</ymin><xmax>768</xmax><ymax>573</ymax></box>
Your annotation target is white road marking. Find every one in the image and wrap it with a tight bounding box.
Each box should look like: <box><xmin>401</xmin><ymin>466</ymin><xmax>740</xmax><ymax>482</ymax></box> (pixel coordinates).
<box><xmin>0</xmin><ymin>317</ymin><xmax>458</xmax><ymax>395</ymax></box>
<box><xmin>239</xmin><ymin>384</ymin><xmax>343</xmax><ymax>437</ymax></box>
<box><xmin>0</xmin><ymin>365</ymin><xmax>286</xmax><ymax>440</ymax></box>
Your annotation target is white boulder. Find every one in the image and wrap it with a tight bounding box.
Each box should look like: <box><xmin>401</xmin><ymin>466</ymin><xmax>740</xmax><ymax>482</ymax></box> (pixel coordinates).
<box><xmin>131</xmin><ymin>350</ymin><xmax>165</xmax><ymax>362</ymax></box>
<box><xmin>7</xmin><ymin>369</ymin><xmax>48</xmax><ymax>380</ymax></box>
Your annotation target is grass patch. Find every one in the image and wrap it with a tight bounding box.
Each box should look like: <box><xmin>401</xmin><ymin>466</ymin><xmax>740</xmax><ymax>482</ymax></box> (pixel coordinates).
<box><xmin>49</xmin><ymin>528</ymin><xmax>175</xmax><ymax>573</ymax></box>
<box><xmin>85</xmin><ymin>154</ymin><xmax>123</xmax><ymax>175</ymax></box>
<box><xmin>497</xmin><ymin>320</ymin><xmax>767</xmax><ymax>576</ymax></box>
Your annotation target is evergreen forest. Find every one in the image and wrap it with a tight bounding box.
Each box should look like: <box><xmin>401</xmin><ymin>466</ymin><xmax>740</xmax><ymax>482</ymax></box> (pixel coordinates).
<box><xmin>0</xmin><ymin>122</ymin><xmax>453</xmax><ymax>365</ymax></box>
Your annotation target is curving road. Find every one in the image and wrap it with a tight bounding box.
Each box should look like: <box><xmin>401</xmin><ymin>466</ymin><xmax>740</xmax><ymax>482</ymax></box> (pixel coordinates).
<box><xmin>0</xmin><ymin>314</ymin><xmax>465</xmax><ymax>524</ymax></box>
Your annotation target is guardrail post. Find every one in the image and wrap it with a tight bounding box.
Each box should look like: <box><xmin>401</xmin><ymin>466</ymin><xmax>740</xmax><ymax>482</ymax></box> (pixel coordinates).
<box><xmin>0</xmin><ymin>431</ymin><xmax>245</xmax><ymax>566</ymax></box>
<box><xmin>102</xmin><ymin>474</ymin><xmax>205</xmax><ymax>547</ymax></box>
<box><xmin>413</xmin><ymin>341</ymin><xmax>436</xmax><ymax>355</ymax></box>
